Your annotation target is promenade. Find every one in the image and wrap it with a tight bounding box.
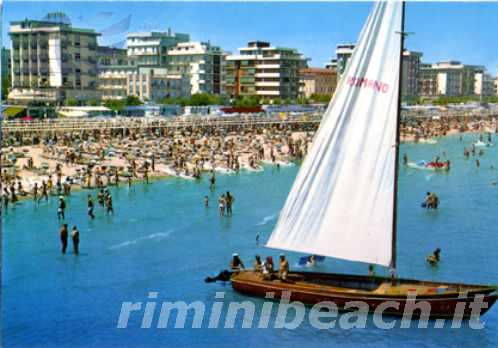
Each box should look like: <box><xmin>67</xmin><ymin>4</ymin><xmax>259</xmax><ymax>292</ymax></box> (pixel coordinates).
<box><xmin>1</xmin><ymin>114</ymin><xmax>323</xmax><ymax>135</ymax></box>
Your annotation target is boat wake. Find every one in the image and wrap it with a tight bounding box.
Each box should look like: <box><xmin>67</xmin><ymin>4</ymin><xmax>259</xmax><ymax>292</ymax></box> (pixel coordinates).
<box><xmin>256</xmin><ymin>213</ymin><xmax>278</xmax><ymax>226</ymax></box>
<box><xmin>109</xmin><ymin>230</ymin><xmax>173</xmax><ymax>250</ymax></box>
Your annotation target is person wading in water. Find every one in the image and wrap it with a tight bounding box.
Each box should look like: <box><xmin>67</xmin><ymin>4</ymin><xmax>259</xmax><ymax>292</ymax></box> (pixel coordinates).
<box><xmin>60</xmin><ymin>224</ymin><xmax>68</xmax><ymax>254</ymax></box>
<box><xmin>71</xmin><ymin>226</ymin><xmax>80</xmax><ymax>255</ymax></box>
<box><xmin>225</xmin><ymin>191</ymin><xmax>235</xmax><ymax>216</ymax></box>
<box><xmin>87</xmin><ymin>195</ymin><xmax>95</xmax><ymax>219</ymax></box>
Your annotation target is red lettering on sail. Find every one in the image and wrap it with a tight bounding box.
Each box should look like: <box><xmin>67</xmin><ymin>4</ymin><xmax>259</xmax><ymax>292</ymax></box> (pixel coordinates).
<box><xmin>346</xmin><ymin>76</ymin><xmax>389</xmax><ymax>93</ymax></box>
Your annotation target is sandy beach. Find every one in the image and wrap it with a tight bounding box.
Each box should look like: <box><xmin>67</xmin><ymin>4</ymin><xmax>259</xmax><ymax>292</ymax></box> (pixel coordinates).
<box><xmin>2</xmin><ymin>115</ymin><xmax>498</xmax><ymax>201</ymax></box>
<box><xmin>1</xmin><ymin>122</ymin><xmax>313</xmax><ymax>200</ymax></box>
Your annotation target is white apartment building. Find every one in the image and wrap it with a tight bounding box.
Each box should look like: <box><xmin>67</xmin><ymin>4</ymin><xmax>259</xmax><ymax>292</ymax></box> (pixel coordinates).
<box><xmin>402</xmin><ymin>51</ymin><xmax>422</xmax><ymax>98</ymax></box>
<box><xmin>97</xmin><ymin>47</ymin><xmax>133</xmax><ymax>100</ymax></box>
<box><xmin>127</xmin><ymin>67</ymin><xmax>190</xmax><ymax>101</ymax></box>
<box><xmin>126</xmin><ymin>30</ymin><xmax>189</xmax><ymax>67</ymax></box>
<box><xmin>419</xmin><ymin>61</ymin><xmax>485</xmax><ymax>97</ymax></box>
<box><xmin>98</xmin><ymin>65</ymin><xmax>135</xmax><ymax>100</ymax></box>
<box><xmin>168</xmin><ymin>41</ymin><xmax>225</xmax><ymax>95</ymax></box>
<box><xmin>8</xmin><ymin>13</ymin><xmax>100</xmax><ymax>104</ymax></box>
<box><xmin>474</xmin><ymin>72</ymin><xmax>495</xmax><ymax>97</ymax></box>
<box><xmin>225</xmin><ymin>41</ymin><xmax>306</xmax><ymax>100</ymax></box>
<box><xmin>335</xmin><ymin>44</ymin><xmax>355</xmax><ymax>80</ymax></box>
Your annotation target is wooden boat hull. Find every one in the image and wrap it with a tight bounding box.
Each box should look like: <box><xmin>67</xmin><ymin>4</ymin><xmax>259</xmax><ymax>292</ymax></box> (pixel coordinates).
<box><xmin>231</xmin><ymin>271</ymin><xmax>498</xmax><ymax>319</ymax></box>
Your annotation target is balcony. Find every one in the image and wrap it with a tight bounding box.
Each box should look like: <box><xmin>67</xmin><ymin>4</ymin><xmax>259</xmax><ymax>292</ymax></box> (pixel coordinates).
<box><xmin>255</xmin><ymin>72</ymin><xmax>280</xmax><ymax>78</ymax></box>
<box><xmin>256</xmin><ymin>64</ymin><xmax>280</xmax><ymax>69</ymax></box>
<box><xmin>256</xmin><ymin>90</ymin><xmax>280</xmax><ymax>96</ymax></box>
<box><xmin>256</xmin><ymin>81</ymin><xmax>280</xmax><ymax>87</ymax></box>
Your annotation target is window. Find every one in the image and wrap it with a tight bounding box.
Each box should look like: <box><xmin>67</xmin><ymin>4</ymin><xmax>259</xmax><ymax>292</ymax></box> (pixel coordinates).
<box><xmin>75</xmin><ymin>53</ymin><xmax>81</xmax><ymax>60</ymax></box>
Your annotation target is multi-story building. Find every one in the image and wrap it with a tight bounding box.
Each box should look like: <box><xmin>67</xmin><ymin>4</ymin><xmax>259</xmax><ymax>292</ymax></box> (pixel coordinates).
<box><xmin>401</xmin><ymin>51</ymin><xmax>422</xmax><ymax>98</ymax></box>
<box><xmin>127</xmin><ymin>67</ymin><xmax>190</xmax><ymax>101</ymax></box>
<box><xmin>2</xmin><ymin>48</ymin><xmax>11</xmax><ymax>80</ymax></box>
<box><xmin>97</xmin><ymin>46</ymin><xmax>129</xmax><ymax>67</ymax></box>
<box><xmin>325</xmin><ymin>58</ymin><xmax>337</xmax><ymax>71</ymax></box>
<box><xmin>8</xmin><ymin>13</ymin><xmax>100</xmax><ymax>104</ymax></box>
<box><xmin>335</xmin><ymin>43</ymin><xmax>355</xmax><ymax>80</ymax></box>
<box><xmin>98</xmin><ymin>65</ymin><xmax>135</xmax><ymax>100</ymax></box>
<box><xmin>168</xmin><ymin>41</ymin><xmax>225</xmax><ymax>95</ymax></box>
<box><xmin>418</xmin><ymin>61</ymin><xmax>484</xmax><ymax>97</ymax></box>
<box><xmin>126</xmin><ymin>30</ymin><xmax>189</xmax><ymax>67</ymax></box>
<box><xmin>97</xmin><ymin>46</ymin><xmax>133</xmax><ymax>100</ymax></box>
<box><xmin>328</xmin><ymin>44</ymin><xmax>422</xmax><ymax>99</ymax></box>
<box><xmin>474</xmin><ymin>71</ymin><xmax>495</xmax><ymax>97</ymax></box>
<box><xmin>299</xmin><ymin>68</ymin><xmax>337</xmax><ymax>98</ymax></box>
<box><xmin>225</xmin><ymin>41</ymin><xmax>306</xmax><ymax>101</ymax></box>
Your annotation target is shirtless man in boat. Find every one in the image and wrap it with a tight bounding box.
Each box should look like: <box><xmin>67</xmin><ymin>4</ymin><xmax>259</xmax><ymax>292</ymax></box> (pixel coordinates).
<box><xmin>230</xmin><ymin>253</ymin><xmax>245</xmax><ymax>272</ymax></box>
<box><xmin>279</xmin><ymin>254</ymin><xmax>289</xmax><ymax>282</ymax></box>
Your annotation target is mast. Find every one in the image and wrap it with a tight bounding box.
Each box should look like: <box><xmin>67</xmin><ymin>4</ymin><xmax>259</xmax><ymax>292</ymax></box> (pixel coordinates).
<box><xmin>391</xmin><ymin>1</ymin><xmax>406</xmax><ymax>278</ymax></box>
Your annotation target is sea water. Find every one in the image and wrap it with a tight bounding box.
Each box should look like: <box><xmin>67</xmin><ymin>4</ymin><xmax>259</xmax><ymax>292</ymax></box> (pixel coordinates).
<box><xmin>2</xmin><ymin>133</ymin><xmax>498</xmax><ymax>347</ymax></box>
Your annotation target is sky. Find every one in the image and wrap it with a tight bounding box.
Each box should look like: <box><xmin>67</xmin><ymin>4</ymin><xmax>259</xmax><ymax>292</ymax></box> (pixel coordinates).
<box><xmin>2</xmin><ymin>1</ymin><xmax>498</xmax><ymax>75</ymax></box>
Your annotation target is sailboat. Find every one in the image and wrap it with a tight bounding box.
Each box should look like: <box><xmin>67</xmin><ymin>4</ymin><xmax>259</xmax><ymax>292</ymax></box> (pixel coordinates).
<box><xmin>231</xmin><ymin>2</ymin><xmax>497</xmax><ymax>318</ymax></box>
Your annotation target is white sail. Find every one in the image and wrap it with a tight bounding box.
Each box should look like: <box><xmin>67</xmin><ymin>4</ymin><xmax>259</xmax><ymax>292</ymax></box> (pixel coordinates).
<box><xmin>266</xmin><ymin>2</ymin><xmax>403</xmax><ymax>267</ymax></box>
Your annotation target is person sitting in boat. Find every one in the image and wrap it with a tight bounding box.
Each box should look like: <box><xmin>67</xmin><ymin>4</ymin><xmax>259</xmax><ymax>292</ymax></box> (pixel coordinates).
<box><xmin>368</xmin><ymin>264</ymin><xmax>375</xmax><ymax>277</ymax></box>
<box><xmin>262</xmin><ymin>256</ymin><xmax>274</xmax><ymax>280</ymax></box>
<box><xmin>278</xmin><ymin>254</ymin><xmax>289</xmax><ymax>282</ymax></box>
<box><xmin>254</xmin><ymin>255</ymin><xmax>263</xmax><ymax>273</ymax></box>
<box><xmin>305</xmin><ymin>255</ymin><xmax>316</xmax><ymax>267</ymax></box>
<box><xmin>427</xmin><ymin>248</ymin><xmax>441</xmax><ymax>265</ymax></box>
<box><xmin>230</xmin><ymin>253</ymin><xmax>245</xmax><ymax>272</ymax></box>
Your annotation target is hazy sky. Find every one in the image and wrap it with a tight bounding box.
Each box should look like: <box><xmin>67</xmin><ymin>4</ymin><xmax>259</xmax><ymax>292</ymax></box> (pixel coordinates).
<box><xmin>3</xmin><ymin>1</ymin><xmax>498</xmax><ymax>75</ymax></box>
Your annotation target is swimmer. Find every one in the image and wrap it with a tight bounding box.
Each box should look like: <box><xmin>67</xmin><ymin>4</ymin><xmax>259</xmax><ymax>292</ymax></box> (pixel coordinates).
<box><xmin>427</xmin><ymin>248</ymin><xmax>441</xmax><ymax>265</ymax></box>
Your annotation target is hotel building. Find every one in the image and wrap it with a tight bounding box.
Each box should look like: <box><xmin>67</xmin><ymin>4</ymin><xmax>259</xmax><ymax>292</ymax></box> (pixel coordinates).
<box><xmin>419</xmin><ymin>61</ymin><xmax>485</xmax><ymax>97</ymax></box>
<box><xmin>299</xmin><ymin>68</ymin><xmax>337</xmax><ymax>98</ymax></box>
<box><xmin>168</xmin><ymin>41</ymin><xmax>225</xmax><ymax>95</ymax></box>
<box><xmin>225</xmin><ymin>41</ymin><xmax>306</xmax><ymax>101</ymax></box>
<box><xmin>126</xmin><ymin>67</ymin><xmax>190</xmax><ymax>101</ymax></box>
<box><xmin>97</xmin><ymin>47</ymin><xmax>133</xmax><ymax>100</ymax></box>
<box><xmin>8</xmin><ymin>13</ymin><xmax>101</xmax><ymax>104</ymax></box>
<box><xmin>126</xmin><ymin>30</ymin><xmax>189</xmax><ymax>67</ymax></box>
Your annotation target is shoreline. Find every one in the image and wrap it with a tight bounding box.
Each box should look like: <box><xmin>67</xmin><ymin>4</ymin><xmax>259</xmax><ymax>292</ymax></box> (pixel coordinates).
<box><xmin>2</xmin><ymin>123</ymin><xmax>496</xmax><ymax>206</ymax></box>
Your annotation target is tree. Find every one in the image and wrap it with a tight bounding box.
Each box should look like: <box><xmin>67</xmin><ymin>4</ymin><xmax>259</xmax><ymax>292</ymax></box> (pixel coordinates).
<box><xmin>104</xmin><ymin>99</ymin><xmax>126</xmax><ymax>112</ymax></box>
<box><xmin>2</xmin><ymin>74</ymin><xmax>10</xmax><ymax>100</ymax></box>
<box><xmin>86</xmin><ymin>99</ymin><xmax>99</xmax><ymax>106</ymax></box>
<box><xmin>125</xmin><ymin>95</ymin><xmax>143</xmax><ymax>106</ymax></box>
<box><xmin>189</xmin><ymin>93</ymin><xmax>212</xmax><ymax>106</ymax></box>
<box><xmin>160</xmin><ymin>96</ymin><xmax>178</xmax><ymax>105</ymax></box>
<box><xmin>233</xmin><ymin>95</ymin><xmax>261</xmax><ymax>107</ymax></box>
<box><xmin>65</xmin><ymin>97</ymin><xmax>79</xmax><ymax>106</ymax></box>
<box><xmin>310</xmin><ymin>94</ymin><xmax>332</xmax><ymax>103</ymax></box>
<box><xmin>296</xmin><ymin>96</ymin><xmax>309</xmax><ymax>105</ymax></box>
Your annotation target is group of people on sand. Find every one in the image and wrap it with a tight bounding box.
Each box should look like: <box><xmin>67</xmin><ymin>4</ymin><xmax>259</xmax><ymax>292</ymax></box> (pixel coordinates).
<box><xmin>230</xmin><ymin>253</ymin><xmax>289</xmax><ymax>282</ymax></box>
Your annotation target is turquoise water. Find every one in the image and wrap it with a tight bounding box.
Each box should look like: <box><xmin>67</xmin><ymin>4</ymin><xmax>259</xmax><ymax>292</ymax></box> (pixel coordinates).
<box><xmin>2</xmin><ymin>133</ymin><xmax>498</xmax><ymax>347</ymax></box>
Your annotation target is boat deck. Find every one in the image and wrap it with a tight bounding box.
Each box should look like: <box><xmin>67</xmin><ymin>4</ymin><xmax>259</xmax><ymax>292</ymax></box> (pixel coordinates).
<box><xmin>232</xmin><ymin>271</ymin><xmax>496</xmax><ymax>298</ymax></box>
